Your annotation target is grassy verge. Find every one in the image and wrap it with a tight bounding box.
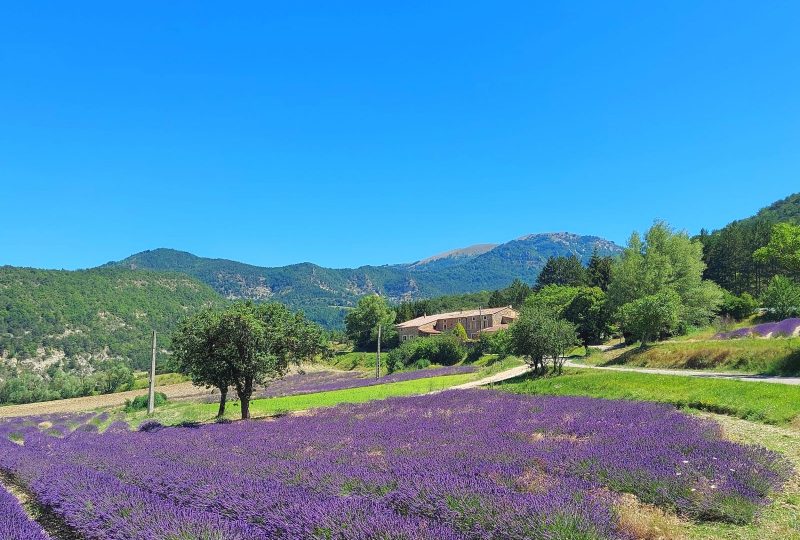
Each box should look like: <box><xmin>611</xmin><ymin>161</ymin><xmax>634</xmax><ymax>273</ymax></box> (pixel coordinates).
<box><xmin>497</xmin><ymin>369</ymin><xmax>800</xmax><ymax>426</ymax></box>
<box><xmin>124</xmin><ymin>372</ymin><xmax>476</xmax><ymax>426</ymax></box>
<box><xmin>131</xmin><ymin>372</ymin><xmax>189</xmax><ymax>390</ymax></box>
<box><xmin>586</xmin><ymin>339</ymin><xmax>800</xmax><ymax>376</ymax></box>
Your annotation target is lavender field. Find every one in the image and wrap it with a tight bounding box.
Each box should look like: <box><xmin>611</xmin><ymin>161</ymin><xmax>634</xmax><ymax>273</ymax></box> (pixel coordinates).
<box><xmin>716</xmin><ymin>318</ymin><xmax>800</xmax><ymax>339</ymax></box>
<box><xmin>0</xmin><ymin>390</ymin><xmax>791</xmax><ymax>540</ymax></box>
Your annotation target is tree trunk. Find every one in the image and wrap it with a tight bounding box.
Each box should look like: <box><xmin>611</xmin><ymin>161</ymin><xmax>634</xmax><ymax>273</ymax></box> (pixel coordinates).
<box><xmin>241</xmin><ymin>397</ymin><xmax>250</xmax><ymax>420</ymax></box>
<box><xmin>237</xmin><ymin>376</ymin><xmax>253</xmax><ymax>420</ymax></box>
<box><xmin>217</xmin><ymin>387</ymin><xmax>228</xmax><ymax>418</ymax></box>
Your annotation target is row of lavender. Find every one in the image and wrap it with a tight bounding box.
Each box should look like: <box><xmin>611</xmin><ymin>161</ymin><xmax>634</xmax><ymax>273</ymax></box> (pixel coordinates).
<box><xmin>0</xmin><ymin>390</ymin><xmax>791</xmax><ymax>539</ymax></box>
<box><xmin>716</xmin><ymin>317</ymin><xmax>800</xmax><ymax>339</ymax></box>
<box><xmin>199</xmin><ymin>365</ymin><xmax>478</xmax><ymax>403</ymax></box>
<box><xmin>0</xmin><ymin>484</ymin><xmax>50</xmax><ymax>540</ymax></box>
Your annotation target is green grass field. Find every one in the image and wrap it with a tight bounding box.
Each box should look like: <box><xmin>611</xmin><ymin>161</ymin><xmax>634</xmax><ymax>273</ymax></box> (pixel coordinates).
<box><xmin>498</xmin><ymin>368</ymin><xmax>800</xmax><ymax>426</ymax></box>
<box><xmin>124</xmin><ymin>372</ymin><xmax>476</xmax><ymax>426</ymax></box>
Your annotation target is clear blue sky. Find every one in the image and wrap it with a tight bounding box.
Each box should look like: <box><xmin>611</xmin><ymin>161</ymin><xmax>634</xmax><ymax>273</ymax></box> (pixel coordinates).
<box><xmin>2</xmin><ymin>2</ymin><xmax>798</xmax><ymax>270</ymax></box>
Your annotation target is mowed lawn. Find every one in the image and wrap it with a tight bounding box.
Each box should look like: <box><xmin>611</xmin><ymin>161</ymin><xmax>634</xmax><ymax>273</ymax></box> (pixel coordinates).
<box><xmin>498</xmin><ymin>368</ymin><xmax>800</xmax><ymax>426</ymax></box>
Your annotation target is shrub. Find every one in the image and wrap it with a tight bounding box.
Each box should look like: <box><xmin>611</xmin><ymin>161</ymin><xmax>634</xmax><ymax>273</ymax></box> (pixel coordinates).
<box><xmin>719</xmin><ymin>291</ymin><xmax>758</xmax><ymax>320</ymax></box>
<box><xmin>387</xmin><ymin>334</ymin><xmax>466</xmax><ymax>372</ymax></box>
<box><xmin>124</xmin><ymin>391</ymin><xmax>168</xmax><ymax>412</ymax></box>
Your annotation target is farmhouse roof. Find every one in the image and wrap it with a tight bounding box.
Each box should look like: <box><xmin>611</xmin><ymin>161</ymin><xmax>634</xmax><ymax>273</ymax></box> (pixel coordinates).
<box><xmin>396</xmin><ymin>306</ymin><xmax>515</xmax><ymax>329</ymax></box>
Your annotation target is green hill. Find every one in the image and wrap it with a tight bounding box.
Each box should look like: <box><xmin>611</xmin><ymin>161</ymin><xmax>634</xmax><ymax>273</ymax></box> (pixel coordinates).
<box><xmin>106</xmin><ymin>233</ymin><xmax>621</xmax><ymax>327</ymax></box>
<box><xmin>0</xmin><ymin>267</ymin><xmax>223</xmax><ymax>370</ymax></box>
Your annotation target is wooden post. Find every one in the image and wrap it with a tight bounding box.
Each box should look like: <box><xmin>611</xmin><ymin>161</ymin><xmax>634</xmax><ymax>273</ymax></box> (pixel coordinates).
<box><xmin>376</xmin><ymin>324</ymin><xmax>382</xmax><ymax>379</ymax></box>
<box><xmin>147</xmin><ymin>330</ymin><xmax>157</xmax><ymax>415</ymax></box>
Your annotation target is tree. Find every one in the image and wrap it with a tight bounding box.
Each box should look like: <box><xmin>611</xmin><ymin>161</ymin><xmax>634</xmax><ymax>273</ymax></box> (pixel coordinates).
<box><xmin>508</xmin><ymin>307</ymin><xmax>577</xmax><ymax>375</ymax></box>
<box><xmin>587</xmin><ymin>252</ymin><xmax>614</xmax><ymax>291</ymax></box>
<box><xmin>536</xmin><ymin>255</ymin><xmax>588</xmax><ymax>288</ymax></box>
<box><xmin>452</xmin><ymin>322</ymin><xmax>468</xmax><ymax>342</ymax></box>
<box><xmin>524</xmin><ymin>285</ymin><xmax>580</xmax><ymax>317</ymax></box>
<box><xmin>547</xmin><ymin>318</ymin><xmax>579</xmax><ymax>374</ymax></box>
<box><xmin>618</xmin><ymin>291</ymin><xmax>681</xmax><ymax>347</ymax></box>
<box><xmin>172</xmin><ymin>308</ymin><xmax>235</xmax><ymax>417</ymax></box>
<box><xmin>754</xmin><ymin>222</ymin><xmax>800</xmax><ymax>277</ymax></box>
<box><xmin>172</xmin><ymin>302</ymin><xmax>327</xmax><ymax>419</ymax></box>
<box><xmin>608</xmin><ymin>221</ymin><xmax>723</xmax><ymax>332</ymax></box>
<box><xmin>563</xmin><ymin>287</ymin><xmax>609</xmax><ymax>352</ymax></box>
<box><xmin>345</xmin><ymin>295</ymin><xmax>396</xmax><ymax>351</ymax></box>
<box><xmin>93</xmin><ymin>361</ymin><xmax>135</xmax><ymax>394</ymax></box>
<box><xmin>761</xmin><ymin>276</ymin><xmax>800</xmax><ymax>320</ymax></box>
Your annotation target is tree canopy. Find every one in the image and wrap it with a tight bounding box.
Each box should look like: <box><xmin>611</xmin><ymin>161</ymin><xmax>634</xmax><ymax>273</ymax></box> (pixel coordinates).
<box><xmin>172</xmin><ymin>301</ymin><xmax>328</xmax><ymax>419</ymax></box>
<box><xmin>608</xmin><ymin>221</ymin><xmax>723</xmax><ymax>333</ymax></box>
<box><xmin>508</xmin><ymin>306</ymin><xmax>578</xmax><ymax>375</ymax></box>
<box><xmin>345</xmin><ymin>295</ymin><xmax>396</xmax><ymax>351</ymax></box>
<box><xmin>754</xmin><ymin>222</ymin><xmax>800</xmax><ymax>277</ymax></box>
<box><xmin>535</xmin><ymin>255</ymin><xmax>588</xmax><ymax>288</ymax></box>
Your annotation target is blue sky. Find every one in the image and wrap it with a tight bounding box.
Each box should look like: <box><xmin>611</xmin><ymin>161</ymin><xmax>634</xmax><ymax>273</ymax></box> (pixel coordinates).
<box><xmin>1</xmin><ymin>2</ymin><xmax>798</xmax><ymax>270</ymax></box>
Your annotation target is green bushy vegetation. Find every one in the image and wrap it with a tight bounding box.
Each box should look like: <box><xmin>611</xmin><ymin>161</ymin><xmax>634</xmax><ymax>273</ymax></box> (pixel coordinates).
<box><xmin>0</xmin><ymin>359</ymin><xmax>136</xmax><ymax>405</ymax></box>
<box><xmin>387</xmin><ymin>334</ymin><xmax>466</xmax><ymax>372</ymax></box>
<box><xmin>0</xmin><ymin>266</ymin><xmax>223</xmax><ymax>369</ymax></box>
<box><xmin>499</xmin><ymin>368</ymin><xmax>800</xmax><ymax>426</ymax></box>
<box><xmin>124</xmin><ymin>391</ymin><xmax>168</xmax><ymax>412</ymax></box>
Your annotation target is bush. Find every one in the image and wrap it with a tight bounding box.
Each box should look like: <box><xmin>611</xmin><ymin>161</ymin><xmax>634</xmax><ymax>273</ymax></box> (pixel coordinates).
<box><xmin>387</xmin><ymin>334</ymin><xmax>466</xmax><ymax>372</ymax></box>
<box><xmin>762</xmin><ymin>276</ymin><xmax>800</xmax><ymax>320</ymax></box>
<box><xmin>719</xmin><ymin>291</ymin><xmax>758</xmax><ymax>320</ymax></box>
<box><xmin>124</xmin><ymin>391</ymin><xmax>168</xmax><ymax>412</ymax></box>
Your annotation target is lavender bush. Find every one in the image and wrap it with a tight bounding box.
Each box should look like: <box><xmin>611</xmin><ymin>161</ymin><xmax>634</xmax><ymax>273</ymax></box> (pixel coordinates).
<box><xmin>0</xmin><ymin>485</ymin><xmax>51</xmax><ymax>540</ymax></box>
<box><xmin>716</xmin><ymin>317</ymin><xmax>800</xmax><ymax>339</ymax></box>
<box><xmin>0</xmin><ymin>391</ymin><xmax>791</xmax><ymax>539</ymax></box>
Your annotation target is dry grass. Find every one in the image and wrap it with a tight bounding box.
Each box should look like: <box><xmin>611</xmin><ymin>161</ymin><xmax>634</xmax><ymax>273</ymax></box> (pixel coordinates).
<box><xmin>616</xmin><ymin>493</ymin><xmax>688</xmax><ymax>540</ymax></box>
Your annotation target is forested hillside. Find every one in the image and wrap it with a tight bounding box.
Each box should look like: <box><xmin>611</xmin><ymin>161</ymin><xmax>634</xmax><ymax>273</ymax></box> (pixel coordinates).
<box><xmin>108</xmin><ymin>233</ymin><xmax>621</xmax><ymax>327</ymax></box>
<box><xmin>699</xmin><ymin>193</ymin><xmax>800</xmax><ymax>295</ymax></box>
<box><xmin>0</xmin><ymin>267</ymin><xmax>223</xmax><ymax>370</ymax></box>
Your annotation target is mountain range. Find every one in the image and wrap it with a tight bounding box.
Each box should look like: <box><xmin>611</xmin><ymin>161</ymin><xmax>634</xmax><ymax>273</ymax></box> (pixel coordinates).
<box><xmin>105</xmin><ymin>232</ymin><xmax>622</xmax><ymax>326</ymax></box>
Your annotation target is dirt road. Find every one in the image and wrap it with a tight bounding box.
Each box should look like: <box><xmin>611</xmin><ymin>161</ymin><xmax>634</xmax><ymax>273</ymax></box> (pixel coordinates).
<box><xmin>0</xmin><ymin>382</ymin><xmax>214</xmax><ymax>418</ymax></box>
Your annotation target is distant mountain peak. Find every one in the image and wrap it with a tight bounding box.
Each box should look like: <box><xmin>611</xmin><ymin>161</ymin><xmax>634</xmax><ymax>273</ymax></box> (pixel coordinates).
<box><xmin>410</xmin><ymin>243</ymin><xmax>499</xmax><ymax>268</ymax></box>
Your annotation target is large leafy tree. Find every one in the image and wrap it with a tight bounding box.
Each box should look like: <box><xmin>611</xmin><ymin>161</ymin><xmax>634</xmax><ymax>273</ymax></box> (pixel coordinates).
<box><xmin>563</xmin><ymin>287</ymin><xmax>610</xmax><ymax>351</ymax></box>
<box><xmin>608</xmin><ymin>221</ymin><xmax>723</xmax><ymax>332</ymax></box>
<box><xmin>172</xmin><ymin>301</ymin><xmax>328</xmax><ymax>419</ymax></box>
<box><xmin>508</xmin><ymin>307</ymin><xmax>578</xmax><ymax>375</ymax></box>
<box><xmin>618</xmin><ymin>291</ymin><xmax>681</xmax><ymax>347</ymax></box>
<box><xmin>761</xmin><ymin>276</ymin><xmax>800</xmax><ymax>320</ymax></box>
<box><xmin>535</xmin><ymin>255</ymin><xmax>588</xmax><ymax>288</ymax></box>
<box><xmin>754</xmin><ymin>222</ymin><xmax>800</xmax><ymax>277</ymax></box>
<box><xmin>524</xmin><ymin>285</ymin><xmax>580</xmax><ymax>317</ymax></box>
<box><xmin>345</xmin><ymin>295</ymin><xmax>396</xmax><ymax>351</ymax></box>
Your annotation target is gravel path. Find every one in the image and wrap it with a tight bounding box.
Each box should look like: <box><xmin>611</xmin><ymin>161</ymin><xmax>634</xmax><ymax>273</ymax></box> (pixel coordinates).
<box><xmin>450</xmin><ymin>365</ymin><xmax>532</xmax><ymax>389</ymax></box>
<box><xmin>563</xmin><ymin>361</ymin><xmax>800</xmax><ymax>385</ymax></box>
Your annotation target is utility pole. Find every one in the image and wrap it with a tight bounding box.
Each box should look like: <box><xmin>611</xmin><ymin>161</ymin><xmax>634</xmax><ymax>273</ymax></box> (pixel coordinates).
<box><xmin>376</xmin><ymin>324</ymin><xmax>382</xmax><ymax>379</ymax></box>
<box><xmin>147</xmin><ymin>330</ymin><xmax>157</xmax><ymax>415</ymax></box>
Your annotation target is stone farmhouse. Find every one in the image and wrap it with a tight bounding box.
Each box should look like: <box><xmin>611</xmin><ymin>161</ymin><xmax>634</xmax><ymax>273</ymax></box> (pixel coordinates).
<box><xmin>396</xmin><ymin>306</ymin><xmax>518</xmax><ymax>342</ymax></box>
